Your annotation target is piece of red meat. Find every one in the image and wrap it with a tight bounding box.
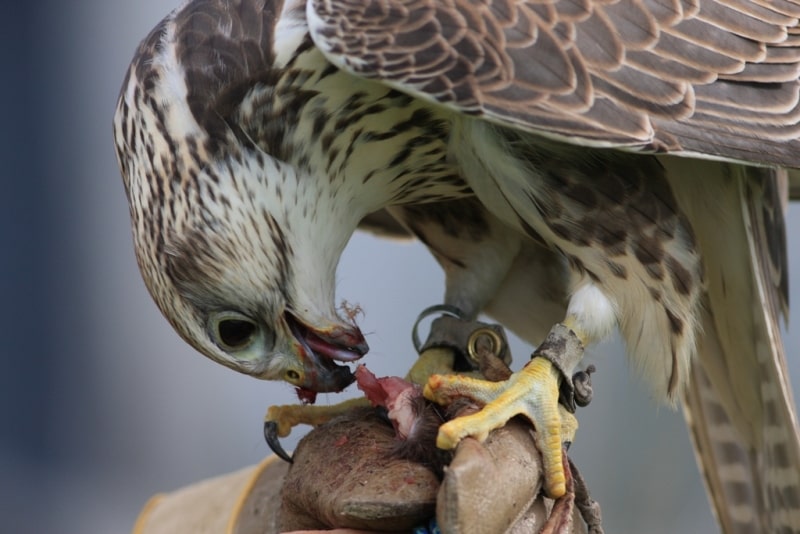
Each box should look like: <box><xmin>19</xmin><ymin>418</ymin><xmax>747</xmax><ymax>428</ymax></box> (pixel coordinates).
<box><xmin>355</xmin><ymin>365</ymin><xmax>423</xmax><ymax>439</ymax></box>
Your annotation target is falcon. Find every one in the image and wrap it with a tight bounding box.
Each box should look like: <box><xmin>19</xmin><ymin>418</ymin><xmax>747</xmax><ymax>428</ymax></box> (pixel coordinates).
<box><xmin>113</xmin><ymin>0</ymin><xmax>800</xmax><ymax>531</ymax></box>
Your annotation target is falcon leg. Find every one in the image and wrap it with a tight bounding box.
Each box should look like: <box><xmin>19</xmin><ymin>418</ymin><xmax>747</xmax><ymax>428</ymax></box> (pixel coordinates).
<box><xmin>425</xmin><ymin>326</ymin><xmax>581</xmax><ymax>497</ymax></box>
<box><xmin>425</xmin><ymin>283</ymin><xmax>614</xmax><ymax>498</ymax></box>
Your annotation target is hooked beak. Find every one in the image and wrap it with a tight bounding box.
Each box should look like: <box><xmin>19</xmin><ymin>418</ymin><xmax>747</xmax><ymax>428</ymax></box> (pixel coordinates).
<box><xmin>285</xmin><ymin>311</ymin><xmax>368</xmax><ymax>400</ymax></box>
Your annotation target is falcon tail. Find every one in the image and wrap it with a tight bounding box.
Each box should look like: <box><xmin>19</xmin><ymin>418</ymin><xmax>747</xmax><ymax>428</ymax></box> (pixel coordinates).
<box><xmin>677</xmin><ymin>165</ymin><xmax>800</xmax><ymax>533</ymax></box>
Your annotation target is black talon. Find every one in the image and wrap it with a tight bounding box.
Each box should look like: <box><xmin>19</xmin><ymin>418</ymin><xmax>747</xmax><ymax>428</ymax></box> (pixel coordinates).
<box><xmin>264</xmin><ymin>420</ymin><xmax>293</xmax><ymax>463</ymax></box>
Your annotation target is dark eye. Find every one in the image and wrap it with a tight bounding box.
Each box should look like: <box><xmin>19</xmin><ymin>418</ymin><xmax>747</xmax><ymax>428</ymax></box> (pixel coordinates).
<box><xmin>218</xmin><ymin>319</ymin><xmax>256</xmax><ymax>349</ymax></box>
<box><xmin>209</xmin><ymin>312</ymin><xmax>259</xmax><ymax>352</ymax></box>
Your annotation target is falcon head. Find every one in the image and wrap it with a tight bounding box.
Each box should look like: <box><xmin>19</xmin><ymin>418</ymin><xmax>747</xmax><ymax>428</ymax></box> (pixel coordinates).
<box><xmin>111</xmin><ymin>4</ymin><xmax>371</xmax><ymax>397</ymax></box>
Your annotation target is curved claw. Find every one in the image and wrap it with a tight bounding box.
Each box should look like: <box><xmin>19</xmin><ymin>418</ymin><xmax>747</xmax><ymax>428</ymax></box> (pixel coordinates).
<box><xmin>263</xmin><ymin>420</ymin><xmax>293</xmax><ymax>463</ymax></box>
<box><xmin>425</xmin><ymin>357</ymin><xmax>572</xmax><ymax>498</ymax></box>
<box><xmin>264</xmin><ymin>398</ymin><xmax>372</xmax><ymax>464</ymax></box>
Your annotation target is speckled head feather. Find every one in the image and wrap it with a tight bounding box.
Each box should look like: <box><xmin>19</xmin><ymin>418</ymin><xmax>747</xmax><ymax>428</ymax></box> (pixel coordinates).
<box><xmin>113</xmin><ymin>0</ymin><xmax>471</xmax><ymax>393</ymax></box>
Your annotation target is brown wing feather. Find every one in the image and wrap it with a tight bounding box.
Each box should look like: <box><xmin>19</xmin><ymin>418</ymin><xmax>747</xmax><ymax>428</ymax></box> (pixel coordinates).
<box><xmin>171</xmin><ymin>0</ymin><xmax>283</xmax><ymax>142</ymax></box>
<box><xmin>308</xmin><ymin>0</ymin><xmax>800</xmax><ymax>166</ymax></box>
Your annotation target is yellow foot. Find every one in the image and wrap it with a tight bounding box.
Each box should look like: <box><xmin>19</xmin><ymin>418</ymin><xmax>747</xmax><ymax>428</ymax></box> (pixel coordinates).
<box><xmin>424</xmin><ymin>357</ymin><xmax>578</xmax><ymax>498</ymax></box>
<box><xmin>264</xmin><ymin>398</ymin><xmax>369</xmax><ymax>461</ymax></box>
<box><xmin>265</xmin><ymin>397</ymin><xmax>369</xmax><ymax>437</ymax></box>
<box><xmin>405</xmin><ymin>346</ymin><xmax>489</xmax><ymax>386</ymax></box>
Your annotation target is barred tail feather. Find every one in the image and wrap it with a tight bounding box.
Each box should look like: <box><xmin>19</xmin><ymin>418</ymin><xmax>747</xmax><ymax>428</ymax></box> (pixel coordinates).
<box><xmin>684</xmin><ymin>356</ymin><xmax>766</xmax><ymax>532</ymax></box>
<box><xmin>673</xmin><ymin>162</ymin><xmax>800</xmax><ymax>533</ymax></box>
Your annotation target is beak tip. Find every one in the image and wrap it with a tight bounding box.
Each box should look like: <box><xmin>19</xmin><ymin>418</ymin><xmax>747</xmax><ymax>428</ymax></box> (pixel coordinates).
<box><xmin>353</xmin><ymin>340</ymin><xmax>369</xmax><ymax>356</ymax></box>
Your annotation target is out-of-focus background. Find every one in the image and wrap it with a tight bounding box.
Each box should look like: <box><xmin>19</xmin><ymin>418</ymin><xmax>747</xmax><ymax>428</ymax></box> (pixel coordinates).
<box><xmin>2</xmin><ymin>2</ymin><xmax>799</xmax><ymax>533</ymax></box>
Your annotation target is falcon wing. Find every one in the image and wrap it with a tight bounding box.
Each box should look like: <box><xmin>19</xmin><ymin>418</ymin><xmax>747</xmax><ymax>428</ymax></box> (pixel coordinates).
<box><xmin>305</xmin><ymin>0</ymin><xmax>800</xmax><ymax>530</ymax></box>
<box><xmin>307</xmin><ymin>0</ymin><xmax>800</xmax><ymax>167</ymax></box>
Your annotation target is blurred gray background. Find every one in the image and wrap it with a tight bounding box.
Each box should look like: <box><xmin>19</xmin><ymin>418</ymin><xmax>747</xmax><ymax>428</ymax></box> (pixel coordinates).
<box><xmin>2</xmin><ymin>2</ymin><xmax>799</xmax><ymax>532</ymax></box>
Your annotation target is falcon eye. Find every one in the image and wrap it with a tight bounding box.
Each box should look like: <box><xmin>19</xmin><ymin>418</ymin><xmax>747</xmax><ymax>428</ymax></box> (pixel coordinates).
<box><xmin>209</xmin><ymin>312</ymin><xmax>259</xmax><ymax>352</ymax></box>
<box><xmin>218</xmin><ymin>319</ymin><xmax>256</xmax><ymax>349</ymax></box>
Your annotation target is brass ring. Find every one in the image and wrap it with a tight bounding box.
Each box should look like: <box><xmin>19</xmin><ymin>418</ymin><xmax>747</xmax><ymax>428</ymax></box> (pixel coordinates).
<box><xmin>466</xmin><ymin>327</ymin><xmax>503</xmax><ymax>365</ymax></box>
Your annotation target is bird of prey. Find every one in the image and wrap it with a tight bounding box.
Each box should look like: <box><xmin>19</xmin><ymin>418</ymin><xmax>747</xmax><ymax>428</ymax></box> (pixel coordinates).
<box><xmin>113</xmin><ymin>0</ymin><xmax>800</xmax><ymax>531</ymax></box>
